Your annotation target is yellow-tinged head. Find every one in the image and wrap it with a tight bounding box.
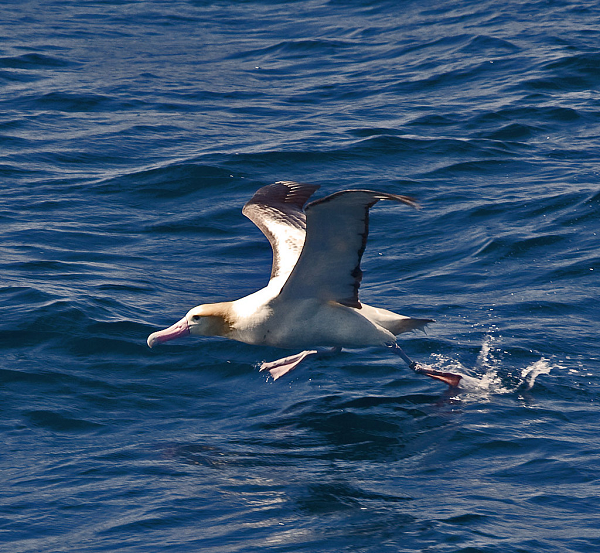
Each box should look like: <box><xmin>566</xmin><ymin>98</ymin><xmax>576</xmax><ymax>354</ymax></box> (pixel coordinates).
<box><xmin>147</xmin><ymin>302</ymin><xmax>233</xmax><ymax>348</ymax></box>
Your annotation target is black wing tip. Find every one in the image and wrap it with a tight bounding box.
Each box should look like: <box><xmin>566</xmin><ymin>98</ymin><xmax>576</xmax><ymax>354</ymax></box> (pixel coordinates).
<box><xmin>246</xmin><ymin>184</ymin><xmax>418</xmax><ymax>212</ymax></box>
<box><xmin>273</xmin><ymin>181</ymin><xmax>321</xmax><ymax>206</ymax></box>
<box><xmin>243</xmin><ymin>181</ymin><xmax>321</xmax><ymax>213</ymax></box>
<box><xmin>274</xmin><ymin>180</ymin><xmax>320</xmax><ymax>192</ymax></box>
<box><xmin>306</xmin><ymin>189</ymin><xmax>419</xmax><ymax>210</ymax></box>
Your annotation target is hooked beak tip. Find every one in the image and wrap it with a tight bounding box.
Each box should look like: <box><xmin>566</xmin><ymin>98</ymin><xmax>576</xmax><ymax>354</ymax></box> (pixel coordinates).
<box><xmin>146</xmin><ymin>317</ymin><xmax>190</xmax><ymax>349</ymax></box>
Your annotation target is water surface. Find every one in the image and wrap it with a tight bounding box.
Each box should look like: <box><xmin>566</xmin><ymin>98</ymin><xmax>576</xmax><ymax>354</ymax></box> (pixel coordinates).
<box><xmin>1</xmin><ymin>1</ymin><xmax>599</xmax><ymax>551</ymax></box>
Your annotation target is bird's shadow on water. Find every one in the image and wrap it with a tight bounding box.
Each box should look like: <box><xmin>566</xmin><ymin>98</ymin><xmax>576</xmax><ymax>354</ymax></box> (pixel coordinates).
<box><xmin>156</xmin><ymin>387</ymin><xmax>461</xmax><ymax>470</ymax></box>
<box><xmin>148</xmin><ymin>334</ymin><xmax>561</xmax><ymax>538</ymax></box>
<box><xmin>154</xmin><ymin>335</ymin><xmax>559</xmax><ymax>470</ymax></box>
<box><xmin>150</xmin><ymin>388</ymin><xmax>454</xmax><ymax>545</ymax></box>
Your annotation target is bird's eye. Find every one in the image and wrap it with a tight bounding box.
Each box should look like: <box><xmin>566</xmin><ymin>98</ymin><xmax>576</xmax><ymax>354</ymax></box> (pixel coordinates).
<box><xmin>192</xmin><ymin>315</ymin><xmax>200</xmax><ymax>321</ymax></box>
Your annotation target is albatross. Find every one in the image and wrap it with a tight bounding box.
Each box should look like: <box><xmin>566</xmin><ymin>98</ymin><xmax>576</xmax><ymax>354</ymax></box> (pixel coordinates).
<box><xmin>147</xmin><ymin>181</ymin><xmax>461</xmax><ymax>387</ymax></box>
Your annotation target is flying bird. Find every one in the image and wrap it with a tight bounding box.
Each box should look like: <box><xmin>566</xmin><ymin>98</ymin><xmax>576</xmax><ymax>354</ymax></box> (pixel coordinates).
<box><xmin>147</xmin><ymin>181</ymin><xmax>461</xmax><ymax>387</ymax></box>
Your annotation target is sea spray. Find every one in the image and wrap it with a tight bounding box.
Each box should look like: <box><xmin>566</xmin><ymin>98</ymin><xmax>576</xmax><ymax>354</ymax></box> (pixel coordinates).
<box><xmin>428</xmin><ymin>334</ymin><xmax>556</xmax><ymax>397</ymax></box>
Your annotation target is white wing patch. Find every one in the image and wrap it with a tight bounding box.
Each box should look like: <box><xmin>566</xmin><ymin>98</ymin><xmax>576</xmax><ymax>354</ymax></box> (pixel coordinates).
<box><xmin>266</xmin><ymin>219</ymin><xmax>306</xmax><ymax>280</ymax></box>
<box><xmin>242</xmin><ymin>181</ymin><xmax>320</xmax><ymax>282</ymax></box>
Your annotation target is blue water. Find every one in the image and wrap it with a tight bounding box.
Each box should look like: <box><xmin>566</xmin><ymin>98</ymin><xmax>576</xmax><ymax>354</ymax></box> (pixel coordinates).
<box><xmin>2</xmin><ymin>1</ymin><xmax>599</xmax><ymax>551</ymax></box>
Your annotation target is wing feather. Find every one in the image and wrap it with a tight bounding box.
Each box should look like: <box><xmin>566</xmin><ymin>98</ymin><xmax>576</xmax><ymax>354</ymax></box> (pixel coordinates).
<box><xmin>278</xmin><ymin>190</ymin><xmax>418</xmax><ymax>307</ymax></box>
<box><xmin>242</xmin><ymin>181</ymin><xmax>320</xmax><ymax>280</ymax></box>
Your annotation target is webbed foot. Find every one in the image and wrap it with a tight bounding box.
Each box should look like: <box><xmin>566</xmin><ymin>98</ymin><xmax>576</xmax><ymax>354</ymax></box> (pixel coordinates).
<box><xmin>260</xmin><ymin>347</ymin><xmax>342</xmax><ymax>381</ymax></box>
<box><xmin>259</xmin><ymin>350</ymin><xmax>319</xmax><ymax>380</ymax></box>
<box><xmin>389</xmin><ymin>343</ymin><xmax>462</xmax><ymax>387</ymax></box>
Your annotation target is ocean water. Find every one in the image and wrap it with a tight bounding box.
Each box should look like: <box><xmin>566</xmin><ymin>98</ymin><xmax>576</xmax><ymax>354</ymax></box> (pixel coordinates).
<box><xmin>1</xmin><ymin>0</ymin><xmax>599</xmax><ymax>551</ymax></box>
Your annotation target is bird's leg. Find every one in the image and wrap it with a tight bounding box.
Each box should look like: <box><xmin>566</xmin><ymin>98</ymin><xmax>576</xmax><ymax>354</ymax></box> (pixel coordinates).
<box><xmin>260</xmin><ymin>347</ymin><xmax>341</xmax><ymax>381</ymax></box>
<box><xmin>389</xmin><ymin>343</ymin><xmax>462</xmax><ymax>387</ymax></box>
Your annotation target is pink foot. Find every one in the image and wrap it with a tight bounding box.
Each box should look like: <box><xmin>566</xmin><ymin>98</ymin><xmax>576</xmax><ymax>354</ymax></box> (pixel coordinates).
<box><xmin>414</xmin><ymin>364</ymin><xmax>462</xmax><ymax>387</ymax></box>
<box><xmin>259</xmin><ymin>350</ymin><xmax>319</xmax><ymax>381</ymax></box>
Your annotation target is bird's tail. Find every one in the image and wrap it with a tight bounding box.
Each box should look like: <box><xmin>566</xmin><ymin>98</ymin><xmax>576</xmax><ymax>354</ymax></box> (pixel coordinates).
<box><xmin>388</xmin><ymin>317</ymin><xmax>434</xmax><ymax>335</ymax></box>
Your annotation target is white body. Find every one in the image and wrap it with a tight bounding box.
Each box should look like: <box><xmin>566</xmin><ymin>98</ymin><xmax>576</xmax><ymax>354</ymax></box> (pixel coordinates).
<box><xmin>228</xmin><ymin>282</ymin><xmax>397</xmax><ymax>349</ymax></box>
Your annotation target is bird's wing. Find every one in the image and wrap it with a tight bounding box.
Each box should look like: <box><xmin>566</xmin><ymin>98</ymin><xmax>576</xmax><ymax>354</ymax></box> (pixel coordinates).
<box><xmin>278</xmin><ymin>190</ymin><xmax>418</xmax><ymax>308</ymax></box>
<box><xmin>242</xmin><ymin>181</ymin><xmax>320</xmax><ymax>281</ymax></box>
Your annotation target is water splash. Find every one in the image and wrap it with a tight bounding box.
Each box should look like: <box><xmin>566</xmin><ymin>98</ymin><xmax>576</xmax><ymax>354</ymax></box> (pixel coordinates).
<box><xmin>429</xmin><ymin>334</ymin><xmax>556</xmax><ymax>396</ymax></box>
<box><xmin>519</xmin><ymin>358</ymin><xmax>554</xmax><ymax>391</ymax></box>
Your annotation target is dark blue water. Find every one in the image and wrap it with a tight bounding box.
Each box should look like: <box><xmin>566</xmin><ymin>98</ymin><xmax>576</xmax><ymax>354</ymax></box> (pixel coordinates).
<box><xmin>2</xmin><ymin>1</ymin><xmax>600</xmax><ymax>551</ymax></box>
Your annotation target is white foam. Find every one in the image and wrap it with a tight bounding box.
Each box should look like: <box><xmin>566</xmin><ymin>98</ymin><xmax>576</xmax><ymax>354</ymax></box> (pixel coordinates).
<box><xmin>519</xmin><ymin>358</ymin><xmax>554</xmax><ymax>391</ymax></box>
<box><xmin>428</xmin><ymin>334</ymin><xmax>556</xmax><ymax>397</ymax></box>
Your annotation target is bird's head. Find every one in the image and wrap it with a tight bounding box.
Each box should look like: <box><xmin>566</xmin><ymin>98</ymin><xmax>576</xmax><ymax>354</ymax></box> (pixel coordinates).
<box><xmin>147</xmin><ymin>302</ymin><xmax>233</xmax><ymax>348</ymax></box>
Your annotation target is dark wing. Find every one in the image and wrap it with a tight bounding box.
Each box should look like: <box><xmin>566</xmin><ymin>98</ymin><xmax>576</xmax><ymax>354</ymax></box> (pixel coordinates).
<box><xmin>242</xmin><ymin>181</ymin><xmax>320</xmax><ymax>280</ymax></box>
<box><xmin>277</xmin><ymin>190</ymin><xmax>418</xmax><ymax>307</ymax></box>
